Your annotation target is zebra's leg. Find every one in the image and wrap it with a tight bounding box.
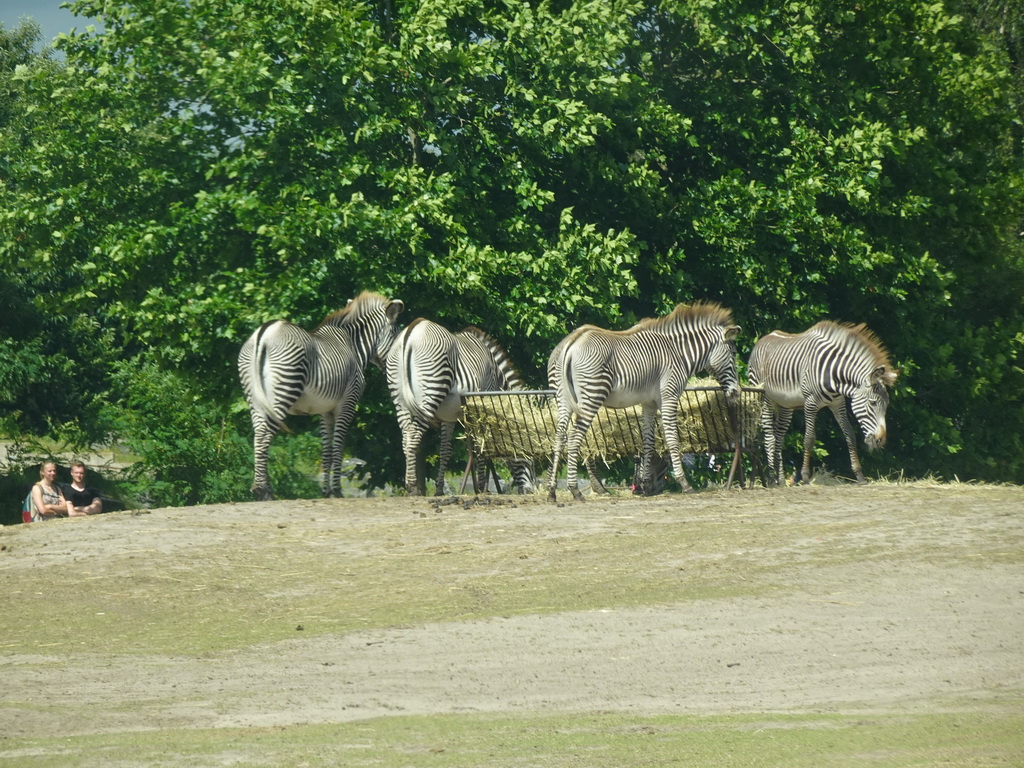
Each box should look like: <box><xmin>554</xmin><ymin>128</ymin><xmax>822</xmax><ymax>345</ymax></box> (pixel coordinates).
<box><xmin>565</xmin><ymin>410</ymin><xmax>599</xmax><ymax>502</ymax></box>
<box><xmin>636</xmin><ymin>404</ymin><xmax>657</xmax><ymax>495</ymax></box>
<box><xmin>829</xmin><ymin>400</ymin><xmax>866</xmax><ymax>483</ymax></box>
<box><xmin>761</xmin><ymin>399</ymin><xmax>793</xmax><ymax>486</ymax></box>
<box><xmin>401</xmin><ymin>421</ymin><xmax>428</xmax><ymax>496</ymax></box>
<box><xmin>631</xmin><ymin>455</ymin><xmax>644</xmax><ymax>495</ymax></box>
<box><xmin>758</xmin><ymin>398</ymin><xmax>778</xmax><ymax>485</ymax></box>
<box><xmin>773</xmin><ymin>408</ymin><xmax>795</xmax><ymax>485</ymax></box>
<box><xmin>434</xmin><ymin>421</ymin><xmax>457</xmax><ymax>495</ymax></box>
<box><xmin>658</xmin><ymin>400</ymin><xmax>693</xmax><ymax>494</ymax></box>
<box><xmin>586</xmin><ymin>458</ymin><xmax>610</xmax><ymax>494</ymax></box>
<box><xmin>511</xmin><ymin>458</ymin><xmax>534</xmax><ymax>494</ymax></box>
<box><xmin>797</xmin><ymin>401</ymin><xmax>821</xmax><ymax>484</ymax></box>
<box><xmin>474</xmin><ymin>456</ymin><xmax>490</xmax><ymax>493</ymax></box>
<box><xmin>319</xmin><ymin>411</ymin><xmax>338</xmax><ymax>497</ymax></box>
<box><xmin>547</xmin><ymin>404</ymin><xmax>571</xmax><ymax>501</ymax></box>
<box><xmin>251</xmin><ymin>413</ymin><xmax>279</xmax><ymax>501</ymax></box>
<box><xmin>463</xmin><ymin>436</ymin><xmax>483</xmax><ymax>494</ymax></box>
<box><xmin>326</xmin><ymin>395</ymin><xmax>361</xmax><ymax>497</ymax></box>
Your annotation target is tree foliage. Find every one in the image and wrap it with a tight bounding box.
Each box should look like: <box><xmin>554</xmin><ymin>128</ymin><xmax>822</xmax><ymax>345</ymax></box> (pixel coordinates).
<box><xmin>1</xmin><ymin>0</ymin><xmax>1022</xmax><ymax>502</ymax></box>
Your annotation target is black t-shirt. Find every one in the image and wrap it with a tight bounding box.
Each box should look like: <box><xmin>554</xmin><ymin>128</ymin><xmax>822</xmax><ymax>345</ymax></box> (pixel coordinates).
<box><xmin>63</xmin><ymin>484</ymin><xmax>100</xmax><ymax>509</ymax></box>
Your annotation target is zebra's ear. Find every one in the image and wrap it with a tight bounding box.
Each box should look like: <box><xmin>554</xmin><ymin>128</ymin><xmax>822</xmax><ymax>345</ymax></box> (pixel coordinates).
<box><xmin>725</xmin><ymin>325</ymin><xmax>741</xmax><ymax>341</ymax></box>
<box><xmin>871</xmin><ymin>365</ymin><xmax>898</xmax><ymax>386</ymax></box>
<box><xmin>386</xmin><ymin>300</ymin><xmax>405</xmax><ymax>321</ymax></box>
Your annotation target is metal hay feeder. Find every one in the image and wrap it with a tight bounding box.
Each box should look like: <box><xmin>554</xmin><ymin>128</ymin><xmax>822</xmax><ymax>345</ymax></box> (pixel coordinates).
<box><xmin>459</xmin><ymin>386</ymin><xmax>765</xmax><ymax>490</ymax></box>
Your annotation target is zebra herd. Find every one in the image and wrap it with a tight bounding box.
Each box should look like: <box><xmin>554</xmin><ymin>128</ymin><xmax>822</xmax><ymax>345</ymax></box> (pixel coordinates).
<box><xmin>238</xmin><ymin>291</ymin><xmax>898</xmax><ymax>501</ymax></box>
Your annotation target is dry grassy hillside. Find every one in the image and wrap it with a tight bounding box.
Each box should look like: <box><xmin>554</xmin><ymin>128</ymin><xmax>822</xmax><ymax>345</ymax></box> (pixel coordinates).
<box><xmin>1</xmin><ymin>480</ymin><xmax>1022</xmax><ymax>766</ymax></box>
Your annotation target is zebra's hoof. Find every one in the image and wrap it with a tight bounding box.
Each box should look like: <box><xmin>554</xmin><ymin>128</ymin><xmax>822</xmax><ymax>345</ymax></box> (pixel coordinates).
<box><xmin>252</xmin><ymin>487</ymin><xmax>273</xmax><ymax>502</ymax></box>
<box><xmin>570</xmin><ymin>489</ymin><xmax>585</xmax><ymax>502</ymax></box>
<box><xmin>547</xmin><ymin>488</ymin><xmax>558</xmax><ymax>503</ymax></box>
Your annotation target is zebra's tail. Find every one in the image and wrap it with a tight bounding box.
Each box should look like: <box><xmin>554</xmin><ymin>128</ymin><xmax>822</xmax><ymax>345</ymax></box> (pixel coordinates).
<box><xmin>248</xmin><ymin>321</ymin><xmax>289</xmax><ymax>429</ymax></box>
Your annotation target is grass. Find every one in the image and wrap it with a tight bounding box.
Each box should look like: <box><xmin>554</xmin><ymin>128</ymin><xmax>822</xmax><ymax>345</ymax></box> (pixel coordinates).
<box><xmin>5</xmin><ymin>711</ymin><xmax>1023</xmax><ymax>767</ymax></box>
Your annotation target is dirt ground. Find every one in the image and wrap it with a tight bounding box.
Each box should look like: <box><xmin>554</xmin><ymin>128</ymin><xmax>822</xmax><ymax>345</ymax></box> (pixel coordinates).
<box><xmin>1</xmin><ymin>480</ymin><xmax>1022</xmax><ymax>753</ymax></box>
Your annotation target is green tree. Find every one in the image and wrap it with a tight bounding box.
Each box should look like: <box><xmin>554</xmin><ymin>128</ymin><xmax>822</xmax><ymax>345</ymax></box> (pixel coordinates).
<box><xmin>0</xmin><ymin>19</ymin><xmax>113</xmax><ymax>442</ymax></box>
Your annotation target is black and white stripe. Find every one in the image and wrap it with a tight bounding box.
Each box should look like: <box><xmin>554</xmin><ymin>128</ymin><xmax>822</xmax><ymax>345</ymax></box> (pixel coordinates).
<box><xmin>747</xmin><ymin>321</ymin><xmax>898</xmax><ymax>484</ymax></box>
<box><xmin>387</xmin><ymin>319</ymin><xmax>533</xmax><ymax>495</ymax></box>
<box><xmin>238</xmin><ymin>292</ymin><xmax>404</xmax><ymax>500</ymax></box>
<box><xmin>547</xmin><ymin>302</ymin><xmax>741</xmax><ymax>501</ymax></box>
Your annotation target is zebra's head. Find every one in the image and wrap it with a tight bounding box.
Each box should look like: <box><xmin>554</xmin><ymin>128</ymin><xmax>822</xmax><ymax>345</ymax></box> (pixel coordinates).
<box><xmin>327</xmin><ymin>292</ymin><xmax>405</xmax><ymax>368</ymax></box>
<box><xmin>706</xmin><ymin>323</ymin><xmax>742</xmax><ymax>402</ymax></box>
<box><xmin>851</xmin><ymin>365</ymin><xmax>898</xmax><ymax>450</ymax></box>
<box><xmin>661</xmin><ymin>302</ymin><xmax>742</xmax><ymax>402</ymax></box>
<box><xmin>371</xmin><ymin>298</ymin><xmax>406</xmax><ymax>367</ymax></box>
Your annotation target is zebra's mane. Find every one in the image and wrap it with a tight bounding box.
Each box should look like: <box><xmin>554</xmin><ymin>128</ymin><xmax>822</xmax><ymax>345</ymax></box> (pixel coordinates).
<box><xmin>460</xmin><ymin>325</ymin><xmax>526</xmax><ymax>390</ymax></box>
<box><xmin>317</xmin><ymin>291</ymin><xmax>390</xmax><ymax>329</ymax></box>
<box><xmin>815</xmin><ymin>320</ymin><xmax>895</xmax><ymax>381</ymax></box>
<box><xmin>641</xmin><ymin>301</ymin><xmax>736</xmax><ymax>331</ymax></box>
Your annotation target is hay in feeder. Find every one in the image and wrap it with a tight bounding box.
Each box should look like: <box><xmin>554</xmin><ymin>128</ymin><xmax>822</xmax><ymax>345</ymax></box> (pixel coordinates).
<box><xmin>459</xmin><ymin>391</ymin><xmax>559</xmax><ymax>461</ymax></box>
<box><xmin>460</xmin><ymin>379</ymin><xmax>762</xmax><ymax>461</ymax></box>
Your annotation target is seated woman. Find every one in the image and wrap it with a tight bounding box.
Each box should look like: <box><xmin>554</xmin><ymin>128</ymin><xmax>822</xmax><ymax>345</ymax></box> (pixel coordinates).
<box><xmin>30</xmin><ymin>461</ymin><xmax>73</xmax><ymax>521</ymax></box>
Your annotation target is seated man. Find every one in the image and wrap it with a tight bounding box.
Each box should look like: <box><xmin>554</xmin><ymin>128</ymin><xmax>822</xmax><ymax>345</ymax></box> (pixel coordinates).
<box><xmin>63</xmin><ymin>461</ymin><xmax>103</xmax><ymax>516</ymax></box>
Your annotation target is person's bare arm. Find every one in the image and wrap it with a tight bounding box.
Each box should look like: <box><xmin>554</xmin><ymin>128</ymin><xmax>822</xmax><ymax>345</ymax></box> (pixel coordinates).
<box><xmin>33</xmin><ymin>486</ymin><xmax>68</xmax><ymax>518</ymax></box>
<box><xmin>74</xmin><ymin>497</ymin><xmax>103</xmax><ymax>515</ymax></box>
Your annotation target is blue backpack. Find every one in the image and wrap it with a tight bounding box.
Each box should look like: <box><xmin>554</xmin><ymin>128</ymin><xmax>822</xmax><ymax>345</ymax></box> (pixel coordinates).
<box><xmin>21</xmin><ymin>487</ymin><xmax>38</xmax><ymax>524</ymax></box>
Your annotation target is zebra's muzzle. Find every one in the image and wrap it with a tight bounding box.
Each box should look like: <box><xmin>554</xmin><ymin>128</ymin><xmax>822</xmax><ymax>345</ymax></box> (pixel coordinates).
<box><xmin>865</xmin><ymin>427</ymin><xmax>886</xmax><ymax>451</ymax></box>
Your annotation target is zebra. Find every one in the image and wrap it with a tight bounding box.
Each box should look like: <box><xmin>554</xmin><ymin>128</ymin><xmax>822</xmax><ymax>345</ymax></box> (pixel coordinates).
<box><xmin>547</xmin><ymin>302</ymin><xmax>741</xmax><ymax>501</ymax></box>
<box><xmin>386</xmin><ymin>318</ymin><xmax>534</xmax><ymax>496</ymax></box>
<box><xmin>747</xmin><ymin>320</ymin><xmax>898</xmax><ymax>485</ymax></box>
<box><xmin>238</xmin><ymin>291</ymin><xmax>405</xmax><ymax>500</ymax></box>
<box><xmin>546</xmin><ymin>325</ymin><xmax>613</xmax><ymax>494</ymax></box>
<box><xmin>549</xmin><ymin>325</ymin><xmax>678</xmax><ymax>496</ymax></box>
<box><xmin>550</xmin><ymin>324</ymin><xmax>684</xmax><ymax>496</ymax></box>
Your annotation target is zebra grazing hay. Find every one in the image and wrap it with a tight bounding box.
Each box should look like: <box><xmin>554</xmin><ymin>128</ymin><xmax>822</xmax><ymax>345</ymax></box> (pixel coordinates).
<box><xmin>460</xmin><ymin>379</ymin><xmax>762</xmax><ymax>462</ymax></box>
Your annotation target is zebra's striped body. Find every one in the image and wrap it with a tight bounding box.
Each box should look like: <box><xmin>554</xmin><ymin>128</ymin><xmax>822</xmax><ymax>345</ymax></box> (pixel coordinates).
<box><xmin>238</xmin><ymin>292</ymin><xmax>404</xmax><ymax>500</ymax></box>
<box><xmin>386</xmin><ymin>319</ymin><xmax>534</xmax><ymax>495</ymax></box>
<box><xmin>547</xmin><ymin>303</ymin><xmax>741</xmax><ymax>501</ymax></box>
<box><xmin>747</xmin><ymin>321</ymin><xmax>898</xmax><ymax>484</ymax></box>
